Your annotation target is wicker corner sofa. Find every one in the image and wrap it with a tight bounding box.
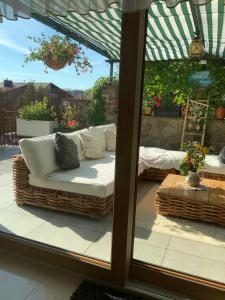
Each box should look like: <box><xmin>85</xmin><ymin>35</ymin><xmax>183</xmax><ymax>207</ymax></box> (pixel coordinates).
<box><xmin>13</xmin><ymin>154</ymin><xmax>114</xmax><ymax>219</ymax></box>
<box><xmin>13</xmin><ymin>124</ymin><xmax>225</xmax><ymax>220</ymax></box>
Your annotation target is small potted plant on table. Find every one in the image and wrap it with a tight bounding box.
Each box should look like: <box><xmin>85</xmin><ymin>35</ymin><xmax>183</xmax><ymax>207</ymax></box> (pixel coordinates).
<box><xmin>179</xmin><ymin>141</ymin><xmax>209</xmax><ymax>187</ymax></box>
<box><xmin>17</xmin><ymin>97</ymin><xmax>57</xmax><ymax>137</ymax></box>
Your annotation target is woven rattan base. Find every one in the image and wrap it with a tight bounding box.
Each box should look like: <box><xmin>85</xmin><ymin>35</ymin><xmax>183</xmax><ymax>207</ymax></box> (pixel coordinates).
<box><xmin>13</xmin><ymin>155</ymin><xmax>113</xmax><ymax>219</ymax></box>
<box><xmin>155</xmin><ymin>174</ymin><xmax>225</xmax><ymax>226</ymax></box>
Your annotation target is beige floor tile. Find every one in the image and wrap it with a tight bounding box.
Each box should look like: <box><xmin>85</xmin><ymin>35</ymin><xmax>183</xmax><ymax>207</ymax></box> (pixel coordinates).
<box><xmin>0</xmin><ymin>209</ymin><xmax>47</xmax><ymax>236</ymax></box>
<box><xmin>162</xmin><ymin>250</ymin><xmax>225</xmax><ymax>284</ymax></box>
<box><xmin>0</xmin><ymin>250</ymin><xmax>82</xmax><ymax>300</ymax></box>
<box><xmin>168</xmin><ymin>237</ymin><xmax>225</xmax><ymax>263</ymax></box>
<box><xmin>133</xmin><ymin>241</ymin><xmax>166</xmax><ymax>265</ymax></box>
<box><xmin>25</xmin><ymin>272</ymin><xmax>82</xmax><ymax>300</ymax></box>
<box><xmin>134</xmin><ymin>227</ymin><xmax>171</xmax><ymax>248</ymax></box>
<box><xmin>84</xmin><ymin>231</ymin><xmax>112</xmax><ymax>262</ymax></box>
<box><xmin>50</xmin><ymin>210</ymin><xmax>112</xmax><ymax>233</ymax></box>
<box><xmin>0</xmin><ymin>173</ymin><xmax>13</xmax><ymax>187</ymax></box>
<box><xmin>0</xmin><ymin>251</ymin><xmax>46</xmax><ymax>300</ymax></box>
<box><xmin>25</xmin><ymin>221</ymin><xmax>102</xmax><ymax>254</ymax></box>
<box><xmin>6</xmin><ymin>202</ymin><xmax>56</xmax><ymax>221</ymax></box>
<box><xmin>0</xmin><ymin>186</ymin><xmax>14</xmax><ymax>209</ymax></box>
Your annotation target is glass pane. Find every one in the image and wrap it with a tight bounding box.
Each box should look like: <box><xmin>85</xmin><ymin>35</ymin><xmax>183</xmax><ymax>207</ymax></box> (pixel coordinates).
<box><xmin>133</xmin><ymin>56</ymin><xmax>225</xmax><ymax>285</ymax></box>
<box><xmin>0</xmin><ymin>8</ymin><xmax>121</xmax><ymax>264</ymax></box>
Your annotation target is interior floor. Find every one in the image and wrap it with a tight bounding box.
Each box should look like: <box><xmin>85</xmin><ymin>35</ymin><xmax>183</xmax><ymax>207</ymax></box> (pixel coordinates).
<box><xmin>0</xmin><ymin>249</ymin><xmax>82</xmax><ymax>300</ymax></box>
<box><xmin>1</xmin><ymin>146</ymin><xmax>225</xmax><ymax>285</ymax></box>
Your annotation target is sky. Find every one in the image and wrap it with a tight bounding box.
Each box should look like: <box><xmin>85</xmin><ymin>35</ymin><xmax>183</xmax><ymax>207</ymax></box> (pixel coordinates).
<box><xmin>0</xmin><ymin>18</ymin><xmax>111</xmax><ymax>90</ymax></box>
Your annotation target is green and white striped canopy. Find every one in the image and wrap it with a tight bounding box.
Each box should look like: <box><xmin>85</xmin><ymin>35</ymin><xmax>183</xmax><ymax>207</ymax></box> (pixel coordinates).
<box><xmin>48</xmin><ymin>0</ymin><xmax>225</xmax><ymax>61</ymax></box>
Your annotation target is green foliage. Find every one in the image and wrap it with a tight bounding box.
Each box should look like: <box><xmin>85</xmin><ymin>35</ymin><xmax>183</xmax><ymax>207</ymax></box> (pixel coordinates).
<box><xmin>144</xmin><ymin>60</ymin><xmax>200</xmax><ymax>106</ymax></box>
<box><xmin>18</xmin><ymin>97</ymin><xmax>56</xmax><ymax>121</ymax></box>
<box><xmin>86</xmin><ymin>77</ymin><xmax>118</xmax><ymax>126</ymax></box>
<box><xmin>24</xmin><ymin>33</ymin><xmax>92</xmax><ymax>74</ymax></box>
<box><xmin>144</xmin><ymin>57</ymin><xmax>225</xmax><ymax>107</ymax></box>
<box><xmin>206</xmin><ymin>59</ymin><xmax>225</xmax><ymax>107</ymax></box>
<box><xmin>179</xmin><ymin>142</ymin><xmax>208</xmax><ymax>174</ymax></box>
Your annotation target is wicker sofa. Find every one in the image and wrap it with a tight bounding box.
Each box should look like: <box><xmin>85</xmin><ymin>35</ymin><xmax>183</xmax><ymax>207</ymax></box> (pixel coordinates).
<box><xmin>13</xmin><ymin>125</ymin><xmax>225</xmax><ymax>219</ymax></box>
<box><xmin>13</xmin><ymin>124</ymin><xmax>145</xmax><ymax>219</ymax></box>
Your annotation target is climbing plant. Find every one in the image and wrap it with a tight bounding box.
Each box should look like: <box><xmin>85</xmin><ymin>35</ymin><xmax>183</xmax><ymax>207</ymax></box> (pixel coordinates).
<box><xmin>86</xmin><ymin>76</ymin><xmax>118</xmax><ymax>126</ymax></box>
<box><xmin>144</xmin><ymin>57</ymin><xmax>225</xmax><ymax>107</ymax></box>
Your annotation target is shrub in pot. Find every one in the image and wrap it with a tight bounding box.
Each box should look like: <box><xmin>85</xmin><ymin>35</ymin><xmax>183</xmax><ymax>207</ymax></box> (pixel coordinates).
<box><xmin>17</xmin><ymin>97</ymin><xmax>58</xmax><ymax>137</ymax></box>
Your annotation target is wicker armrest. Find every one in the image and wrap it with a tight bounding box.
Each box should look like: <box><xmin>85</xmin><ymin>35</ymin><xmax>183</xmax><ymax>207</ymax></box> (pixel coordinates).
<box><xmin>13</xmin><ymin>154</ymin><xmax>30</xmax><ymax>193</ymax></box>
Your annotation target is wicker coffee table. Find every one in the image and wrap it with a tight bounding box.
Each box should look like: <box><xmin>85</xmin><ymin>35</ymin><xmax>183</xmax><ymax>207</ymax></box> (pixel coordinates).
<box><xmin>155</xmin><ymin>174</ymin><xmax>225</xmax><ymax>226</ymax></box>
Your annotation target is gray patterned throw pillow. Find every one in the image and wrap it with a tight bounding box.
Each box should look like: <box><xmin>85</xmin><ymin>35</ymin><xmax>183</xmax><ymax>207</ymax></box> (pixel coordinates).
<box><xmin>55</xmin><ymin>133</ymin><xmax>80</xmax><ymax>170</ymax></box>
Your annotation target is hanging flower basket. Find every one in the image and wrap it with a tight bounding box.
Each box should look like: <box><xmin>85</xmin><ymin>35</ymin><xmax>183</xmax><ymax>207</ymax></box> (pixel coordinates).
<box><xmin>24</xmin><ymin>34</ymin><xmax>92</xmax><ymax>74</ymax></box>
<box><xmin>43</xmin><ymin>55</ymin><xmax>67</xmax><ymax>70</ymax></box>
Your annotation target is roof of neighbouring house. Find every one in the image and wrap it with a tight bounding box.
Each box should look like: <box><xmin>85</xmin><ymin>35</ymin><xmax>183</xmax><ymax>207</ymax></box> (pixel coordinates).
<box><xmin>0</xmin><ymin>82</ymin><xmax>70</xmax><ymax>94</ymax></box>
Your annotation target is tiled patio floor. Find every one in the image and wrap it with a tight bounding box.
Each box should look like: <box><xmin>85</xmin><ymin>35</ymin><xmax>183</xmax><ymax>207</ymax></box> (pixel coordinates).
<box><xmin>1</xmin><ymin>146</ymin><xmax>225</xmax><ymax>285</ymax></box>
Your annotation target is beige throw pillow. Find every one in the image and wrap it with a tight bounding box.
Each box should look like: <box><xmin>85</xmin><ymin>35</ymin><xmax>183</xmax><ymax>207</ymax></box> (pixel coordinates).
<box><xmin>105</xmin><ymin>129</ymin><xmax>116</xmax><ymax>151</ymax></box>
<box><xmin>80</xmin><ymin>132</ymin><xmax>105</xmax><ymax>159</ymax></box>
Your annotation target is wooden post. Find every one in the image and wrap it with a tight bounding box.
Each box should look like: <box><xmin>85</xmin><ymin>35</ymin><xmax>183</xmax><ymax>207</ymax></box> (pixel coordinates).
<box><xmin>111</xmin><ymin>9</ymin><xmax>148</xmax><ymax>284</ymax></box>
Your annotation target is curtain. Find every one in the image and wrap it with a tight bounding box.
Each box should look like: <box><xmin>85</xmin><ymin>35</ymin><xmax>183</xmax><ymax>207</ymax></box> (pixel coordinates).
<box><xmin>0</xmin><ymin>0</ymin><xmax>212</xmax><ymax>21</ymax></box>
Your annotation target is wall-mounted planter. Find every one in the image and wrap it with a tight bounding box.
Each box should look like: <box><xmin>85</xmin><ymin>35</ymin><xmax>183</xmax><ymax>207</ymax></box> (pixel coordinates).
<box><xmin>153</xmin><ymin>105</ymin><xmax>181</xmax><ymax>117</ymax></box>
<box><xmin>53</xmin><ymin>127</ymin><xmax>76</xmax><ymax>133</ymax></box>
<box><xmin>16</xmin><ymin>119</ymin><xmax>58</xmax><ymax>137</ymax></box>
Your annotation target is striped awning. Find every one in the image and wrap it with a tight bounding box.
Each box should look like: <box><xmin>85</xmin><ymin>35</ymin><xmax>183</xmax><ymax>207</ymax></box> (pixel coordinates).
<box><xmin>44</xmin><ymin>0</ymin><xmax>225</xmax><ymax>61</ymax></box>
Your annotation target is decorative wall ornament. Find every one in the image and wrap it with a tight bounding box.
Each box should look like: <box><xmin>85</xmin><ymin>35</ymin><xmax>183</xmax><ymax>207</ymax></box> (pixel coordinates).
<box><xmin>189</xmin><ymin>36</ymin><xmax>205</xmax><ymax>59</ymax></box>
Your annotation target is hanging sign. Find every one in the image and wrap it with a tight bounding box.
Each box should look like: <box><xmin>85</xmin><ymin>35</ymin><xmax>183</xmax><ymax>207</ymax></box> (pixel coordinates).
<box><xmin>189</xmin><ymin>71</ymin><xmax>214</xmax><ymax>87</ymax></box>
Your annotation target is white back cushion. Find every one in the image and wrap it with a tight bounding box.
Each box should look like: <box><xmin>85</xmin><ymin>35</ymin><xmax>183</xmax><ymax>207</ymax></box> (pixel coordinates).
<box><xmin>80</xmin><ymin>132</ymin><xmax>105</xmax><ymax>159</ymax></box>
<box><xmin>105</xmin><ymin>128</ymin><xmax>116</xmax><ymax>151</ymax></box>
<box><xmin>65</xmin><ymin>128</ymin><xmax>88</xmax><ymax>161</ymax></box>
<box><xmin>19</xmin><ymin>135</ymin><xmax>59</xmax><ymax>178</ymax></box>
<box><xmin>89</xmin><ymin>123</ymin><xmax>116</xmax><ymax>151</ymax></box>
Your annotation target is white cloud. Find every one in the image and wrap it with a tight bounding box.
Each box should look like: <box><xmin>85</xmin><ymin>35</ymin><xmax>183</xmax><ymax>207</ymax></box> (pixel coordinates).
<box><xmin>0</xmin><ymin>28</ymin><xmax>29</xmax><ymax>54</ymax></box>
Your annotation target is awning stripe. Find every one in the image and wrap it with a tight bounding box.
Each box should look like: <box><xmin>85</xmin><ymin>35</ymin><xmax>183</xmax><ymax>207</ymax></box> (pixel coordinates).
<box><xmin>216</xmin><ymin>0</ymin><xmax>224</xmax><ymax>56</ymax></box>
<box><xmin>147</xmin><ymin>20</ymin><xmax>172</xmax><ymax>60</ymax></box>
<box><xmin>157</xmin><ymin>3</ymin><xmax>186</xmax><ymax>58</ymax></box>
<box><xmin>48</xmin><ymin>0</ymin><xmax>225</xmax><ymax>61</ymax></box>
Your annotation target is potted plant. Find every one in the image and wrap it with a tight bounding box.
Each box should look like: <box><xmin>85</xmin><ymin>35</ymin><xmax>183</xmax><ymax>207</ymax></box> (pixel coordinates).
<box><xmin>24</xmin><ymin>33</ymin><xmax>92</xmax><ymax>74</ymax></box>
<box><xmin>55</xmin><ymin>105</ymin><xmax>79</xmax><ymax>133</ymax></box>
<box><xmin>210</xmin><ymin>95</ymin><xmax>225</xmax><ymax>119</ymax></box>
<box><xmin>143</xmin><ymin>96</ymin><xmax>161</xmax><ymax>115</ymax></box>
<box><xmin>179</xmin><ymin>141</ymin><xmax>209</xmax><ymax>187</ymax></box>
<box><xmin>17</xmin><ymin>97</ymin><xmax>58</xmax><ymax>137</ymax></box>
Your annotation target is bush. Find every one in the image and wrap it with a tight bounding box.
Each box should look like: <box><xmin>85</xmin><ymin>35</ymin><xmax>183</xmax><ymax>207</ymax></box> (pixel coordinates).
<box><xmin>86</xmin><ymin>76</ymin><xmax>118</xmax><ymax>126</ymax></box>
<box><xmin>18</xmin><ymin>97</ymin><xmax>56</xmax><ymax>121</ymax></box>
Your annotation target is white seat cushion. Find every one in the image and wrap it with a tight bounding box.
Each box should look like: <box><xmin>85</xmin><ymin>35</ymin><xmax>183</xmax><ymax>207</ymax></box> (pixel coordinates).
<box><xmin>139</xmin><ymin>147</ymin><xmax>225</xmax><ymax>175</ymax></box>
<box><xmin>29</xmin><ymin>151</ymin><xmax>146</xmax><ymax>198</ymax></box>
<box><xmin>29</xmin><ymin>152</ymin><xmax>116</xmax><ymax>198</ymax></box>
<box><xmin>20</xmin><ymin>135</ymin><xmax>59</xmax><ymax>178</ymax></box>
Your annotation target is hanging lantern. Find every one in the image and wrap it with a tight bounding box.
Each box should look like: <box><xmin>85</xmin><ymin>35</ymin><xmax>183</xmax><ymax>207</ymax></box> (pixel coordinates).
<box><xmin>189</xmin><ymin>36</ymin><xmax>205</xmax><ymax>59</ymax></box>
